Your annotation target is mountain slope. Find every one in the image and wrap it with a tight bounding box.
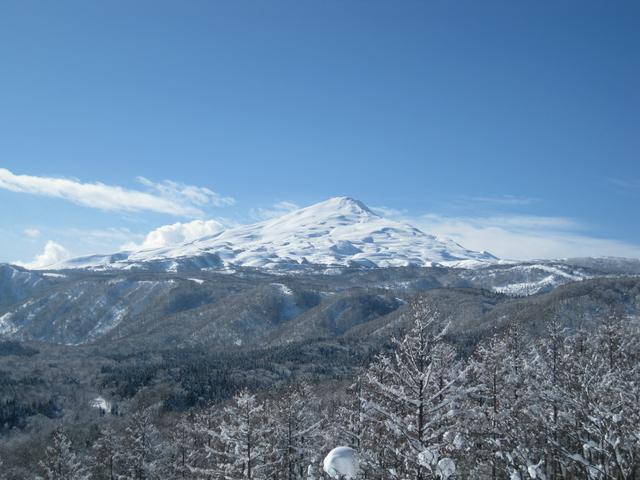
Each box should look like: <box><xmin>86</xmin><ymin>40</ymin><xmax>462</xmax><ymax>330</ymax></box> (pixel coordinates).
<box><xmin>0</xmin><ymin>259</ymin><xmax>618</xmax><ymax>346</ymax></box>
<box><xmin>53</xmin><ymin>197</ymin><xmax>496</xmax><ymax>272</ymax></box>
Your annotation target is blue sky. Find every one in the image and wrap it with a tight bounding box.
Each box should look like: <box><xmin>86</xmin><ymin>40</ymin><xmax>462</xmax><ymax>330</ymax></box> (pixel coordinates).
<box><xmin>1</xmin><ymin>0</ymin><xmax>639</xmax><ymax>265</ymax></box>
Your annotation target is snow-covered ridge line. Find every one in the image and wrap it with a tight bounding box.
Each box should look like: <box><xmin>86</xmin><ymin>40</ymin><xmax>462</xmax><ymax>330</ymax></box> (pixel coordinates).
<box><xmin>50</xmin><ymin>197</ymin><xmax>498</xmax><ymax>272</ymax></box>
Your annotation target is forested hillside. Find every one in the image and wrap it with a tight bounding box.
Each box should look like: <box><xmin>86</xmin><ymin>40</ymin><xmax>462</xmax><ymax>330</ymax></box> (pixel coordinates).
<box><xmin>2</xmin><ymin>298</ymin><xmax>638</xmax><ymax>479</ymax></box>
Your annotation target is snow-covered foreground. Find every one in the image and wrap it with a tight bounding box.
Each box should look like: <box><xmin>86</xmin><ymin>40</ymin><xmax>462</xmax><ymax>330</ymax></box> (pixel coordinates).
<box><xmin>23</xmin><ymin>298</ymin><xmax>640</xmax><ymax>480</ymax></box>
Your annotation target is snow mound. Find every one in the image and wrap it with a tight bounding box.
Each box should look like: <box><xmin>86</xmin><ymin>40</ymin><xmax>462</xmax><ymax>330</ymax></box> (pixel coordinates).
<box><xmin>437</xmin><ymin>458</ymin><xmax>456</xmax><ymax>479</ymax></box>
<box><xmin>323</xmin><ymin>446</ymin><xmax>359</xmax><ymax>479</ymax></box>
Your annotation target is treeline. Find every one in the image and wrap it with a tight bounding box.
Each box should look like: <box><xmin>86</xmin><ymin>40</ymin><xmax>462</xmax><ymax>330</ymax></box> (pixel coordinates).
<box><xmin>6</xmin><ymin>299</ymin><xmax>640</xmax><ymax>479</ymax></box>
<box><xmin>97</xmin><ymin>338</ymin><xmax>380</xmax><ymax>410</ymax></box>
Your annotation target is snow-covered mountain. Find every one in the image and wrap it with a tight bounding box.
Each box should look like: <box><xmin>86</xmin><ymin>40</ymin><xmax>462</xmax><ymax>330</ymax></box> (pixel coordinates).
<box><xmin>53</xmin><ymin>197</ymin><xmax>497</xmax><ymax>272</ymax></box>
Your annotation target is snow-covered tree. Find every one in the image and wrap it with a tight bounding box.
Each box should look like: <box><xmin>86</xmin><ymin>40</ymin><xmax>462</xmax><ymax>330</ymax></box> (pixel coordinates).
<box><xmin>266</xmin><ymin>382</ymin><xmax>323</xmax><ymax>479</ymax></box>
<box><xmin>167</xmin><ymin>415</ymin><xmax>194</xmax><ymax>479</ymax></box>
<box><xmin>0</xmin><ymin>456</ymin><xmax>7</xmax><ymax>480</ymax></box>
<box><xmin>193</xmin><ymin>389</ymin><xmax>270</xmax><ymax>479</ymax></box>
<box><xmin>547</xmin><ymin>315</ymin><xmax>640</xmax><ymax>479</ymax></box>
<box><xmin>526</xmin><ymin>315</ymin><xmax>576</xmax><ymax>479</ymax></box>
<box><xmin>91</xmin><ymin>424</ymin><xmax>121</xmax><ymax>480</ymax></box>
<box><xmin>331</xmin><ymin>376</ymin><xmax>367</xmax><ymax>453</ymax></box>
<box><xmin>120</xmin><ymin>407</ymin><xmax>165</xmax><ymax>479</ymax></box>
<box><xmin>40</xmin><ymin>427</ymin><xmax>88</xmax><ymax>480</ymax></box>
<box><xmin>460</xmin><ymin>331</ymin><xmax>508</xmax><ymax>478</ymax></box>
<box><xmin>463</xmin><ymin>323</ymin><xmax>544</xmax><ymax>479</ymax></box>
<box><xmin>358</xmin><ymin>297</ymin><xmax>468</xmax><ymax>479</ymax></box>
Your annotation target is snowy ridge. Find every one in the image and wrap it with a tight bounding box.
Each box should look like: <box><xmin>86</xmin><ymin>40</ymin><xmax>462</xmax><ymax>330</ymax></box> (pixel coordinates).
<box><xmin>477</xmin><ymin>263</ymin><xmax>593</xmax><ymax>296</ymax></box>
<box><xmin>53</xmin><ymin>197</ymin><xmax>497</xmax><ymax>272</ymax></box>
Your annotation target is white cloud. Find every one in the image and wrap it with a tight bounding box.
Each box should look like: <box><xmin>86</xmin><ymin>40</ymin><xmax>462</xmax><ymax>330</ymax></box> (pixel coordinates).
<box><xmin>23</xmin><ymin>228</ymin><xmax>41</xmax><ymax>238</ymax></box>
<box><xmin>370</xmin><ymin>207</ymin><xmax>640</xmax><ymax>260</ymax></box>
<box><xmin>122</xmin><ymin>219</ymin><xmax>226</xmax><ymax>251</ymax></box>
<box><xmin>17</xmin><ymin>241</ymin><xmax>71</xmax><ymax>269</ymax></box>
<box><xmin>0</xmin><ymin>168</ymin><xmax>233</xmax><ymax>217</ymax></box>
<box><xmin>415</xmin><ymin>214</ymin><xmax>640</xmax><ymax>260</ymax></box>
<box><xmin>371</xmin><ymin>205</ymin><xmax>407</xmax><ymax>218</ymax></box>
<box><xmin>250</xmin><ymin>201</ymin><xmax>299</xmax><ymax>220</ymax></box>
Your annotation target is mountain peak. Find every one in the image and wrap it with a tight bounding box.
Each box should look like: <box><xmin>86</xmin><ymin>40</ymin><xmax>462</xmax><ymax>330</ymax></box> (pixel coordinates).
<box><xmin>295</xmin><ymin>196</ymin><xmax>377</xmax><ymax>219</ymax></box>
<box><xmin>330</xmin><ymin>196</ymin><xmax>376</xmax><ymax>214</ymax></box>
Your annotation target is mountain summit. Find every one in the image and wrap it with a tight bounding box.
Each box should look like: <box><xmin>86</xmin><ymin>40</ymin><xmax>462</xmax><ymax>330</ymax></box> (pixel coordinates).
<box><xmin>54</xmin><ymin>197</ymin><xmax>497</xmax><ymax>272</ymax></box>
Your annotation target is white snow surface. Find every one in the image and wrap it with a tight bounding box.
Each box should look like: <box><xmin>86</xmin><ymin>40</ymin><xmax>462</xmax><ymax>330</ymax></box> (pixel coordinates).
<box><xmin>437</xmin><ymin>458</ymin><xmax>456</xmax><ymax>479</ymax></box>
<box><xmin>42</xmin><ymin>272</ymin><xmax>67</xmax><ymax>278</ymax></box>
<box><xmin>488</xmin><ymin>263</ymin><xmax>591</xmax><ymax>296</ymax></box>
<box><xmin>272</xmin><ymin>283</ymin><xmax>293</xmax><ymax>296</ymax></box>
<box><xmin>0</xmin><ymin>312</ymin><xmax>16</xmax><ymax>335</ymax></box>
<box><xmin>89</xmin><ymin>396</ymin><xmax>112</xmax><ymax>412</ymax></box>
<box><xmin>323</xmin><ymin>446</ymin><xmax>359</xmax><ymax>479</ymax></box>
<box><xmin>52</xmin><ymin>197</ymin><xmax>496</xmax><ymax>271</ymax></box>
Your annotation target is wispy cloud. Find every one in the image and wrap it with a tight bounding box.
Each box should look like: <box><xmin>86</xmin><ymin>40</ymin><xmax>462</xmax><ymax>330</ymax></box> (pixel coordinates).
<box><xmin>608</xmin><ymin>177</ymin><xmax>640</xmax><ymax>192</ymax></box>
<box><xmin>0</xmin><ymin>168</ymin><xmax>234</xmax><ymax>217</ymax></box>
<box><xmin>441</xmin><ymin>214</ymin><xmax>579</xmax><ymax>231</ymax></box>
<box><xmin>374</xmin><ymin>207</ymin><xmax>640</xmax><ymax>260</ymax></box>
<box><xmin>250</xmin><ymin>201</ymin><xmax>300</xmax><ymax>220</ymax></box>
<box><xmin>463</xmin><ymin>194</ymin><xmax>537</xmax><ymax>206</ymax></box>
<box><xmin>136</xmin><ymin>177</ymin><xmax>235</xmax><ymax>209</ymax></box>
<box><xmin>23</xmin><ymin>228</ymin><xmax>41</xmax><ymax>239</ymax></box>
<box><xmin>371</xmin><ymin>205</ymin><xmax>408</xmax><ymax>218</ymax></box>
